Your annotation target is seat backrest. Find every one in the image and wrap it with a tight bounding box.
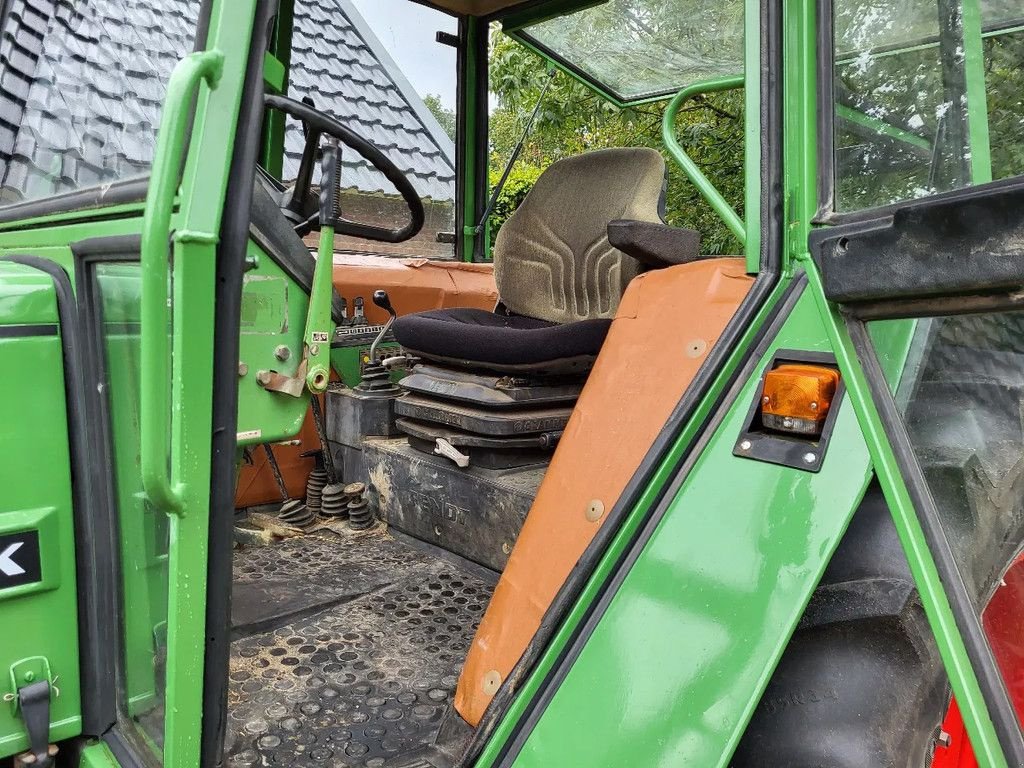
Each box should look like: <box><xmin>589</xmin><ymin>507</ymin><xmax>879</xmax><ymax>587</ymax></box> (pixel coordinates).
<box><xmin>493</xmin><ymin>147</ymin><xmax>666</xmax><ymax>324</ymax></box>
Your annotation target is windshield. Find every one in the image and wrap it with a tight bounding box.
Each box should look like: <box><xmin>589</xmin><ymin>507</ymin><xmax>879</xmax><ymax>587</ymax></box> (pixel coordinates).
<box><xmin>831</xmin><ymin>0</ymin><xmax>1024</xmax><ymax>212</ymax></box>
<box><xmin>280</xmin><ymin>0</ymin><xmax>458</xmax><ymax>259</ymax></box>
<box><xmin>0</xmin><ymin>0</ymin><xmax>203</xmax><ymax>209</ymax></box>
<box><xmin>512</xmin><ymin>0</ymin><xmax>744</xmax><ymax>104</ymax></box>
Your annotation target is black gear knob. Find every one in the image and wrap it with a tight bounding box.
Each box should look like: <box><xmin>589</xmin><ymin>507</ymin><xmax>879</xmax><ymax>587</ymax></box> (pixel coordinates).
<box><xmin>372</xmin><ymin>289</ymin><xmax>396</xmax><ymax>318</ymax></box>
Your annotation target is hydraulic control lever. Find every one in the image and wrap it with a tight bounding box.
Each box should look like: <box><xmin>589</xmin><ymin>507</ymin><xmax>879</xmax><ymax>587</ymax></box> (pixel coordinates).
<box><xmin>368</xmin><ymin>289</ymin><xmax>397</xmax><ymax>364</ymax></box>
<box><xmin>356</xmin><ymin>290</ymin><xmax>402</xmax><ymax>394</ymax></box>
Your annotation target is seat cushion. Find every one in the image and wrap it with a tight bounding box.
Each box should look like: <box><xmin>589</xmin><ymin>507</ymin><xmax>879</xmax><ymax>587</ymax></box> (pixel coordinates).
<box><xmin>392</xmin><ymin>308</ymin><xmax>612</xmax><ymax>373</ymax></box>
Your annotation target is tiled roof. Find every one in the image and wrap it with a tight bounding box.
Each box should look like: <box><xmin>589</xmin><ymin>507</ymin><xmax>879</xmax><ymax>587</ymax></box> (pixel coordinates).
<box><xmin>286</xmin><ymin>0</ymin><xmax>456</xmax><ymax>202</ymax></box>
<box><xmin>0</xmin><ymin>0</ymin><xmax>199</xmax><ymax>203</ymax></box>
<box><xmin>0</xmin><ymin>0</ymin><xmax>456</xmax><ymax>205</ymax></box>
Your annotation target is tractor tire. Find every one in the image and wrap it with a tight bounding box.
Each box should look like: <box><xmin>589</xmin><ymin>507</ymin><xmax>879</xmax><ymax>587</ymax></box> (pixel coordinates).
<box><xmin>731</xmin><ymin>485</ymin><xmax>948</xmax><ymax>767</ymax></box>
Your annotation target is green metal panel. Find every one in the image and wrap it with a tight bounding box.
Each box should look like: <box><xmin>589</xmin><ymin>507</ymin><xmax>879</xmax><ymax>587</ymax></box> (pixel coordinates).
<box><xmin>0</xmin><ymin>263</ymin><xmax>60</xmax><ymax>323</ymax></box>
<box><xmin>962</xmin><ymin>0</ymin><xmax>993</xmax><ymax>184</ymax></box>
<box><xmin>236</xmin><ymin>242</ymin><xmax>312</xmax><ymax>446</ymax></box>
<box><xmin>149</xmin><ymin>1</ymin><xmax>258</xmax><ymax>763</ymax></box>
<box><xmin>0</xmin><ymin>264</ymin><xmax>82</xmax><ymax>757</ymax></box>
<box><xmin>78</xmin><ymin>741</ymin><xmax>120</xmax><ymax>768</ymax></box>
<box><xmin>503</xmin><ymin>288</ymin><xmax>883</xmax><ymax>766</ymax></box>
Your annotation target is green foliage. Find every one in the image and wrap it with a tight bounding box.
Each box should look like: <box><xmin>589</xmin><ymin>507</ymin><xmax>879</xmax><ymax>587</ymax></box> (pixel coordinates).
<box><xmin>423</xmin><ymin>93</ymin><xmax>456</xmax><ymax>141</ymax></box>
<box><xmin>487</xmin><ymin>163</ymin><xmax>542</xmax><ymax>247</ymax></box>
<box><xmin>487</xmin><ymin>30</ymin><xmax>745</xmax><ymax>256</ymax></box>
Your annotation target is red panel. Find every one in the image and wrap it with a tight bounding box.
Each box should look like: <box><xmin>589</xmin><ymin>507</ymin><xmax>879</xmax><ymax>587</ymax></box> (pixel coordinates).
<box><xmin>931</xmin><ymin>553</ymin><xmax>1024</xmax><ymax>767</ymax></box>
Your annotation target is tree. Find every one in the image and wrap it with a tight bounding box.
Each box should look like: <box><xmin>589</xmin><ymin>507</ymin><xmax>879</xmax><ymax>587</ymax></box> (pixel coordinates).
<box><xmin>423</xmin><ymin>93</ymin><xmax>456</xmax><ymax>141</ymax></box>
<box><xmin>486</xmin><ymin>28</ymin><xmax>746</xmax><ymax>255</ymax></box>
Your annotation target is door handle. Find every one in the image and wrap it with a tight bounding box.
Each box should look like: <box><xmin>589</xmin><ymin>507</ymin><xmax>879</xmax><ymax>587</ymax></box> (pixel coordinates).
<box><xmin>140</xmin><ymin>50</ymin><xmax>224</xmax><ymax>514</ymax></box>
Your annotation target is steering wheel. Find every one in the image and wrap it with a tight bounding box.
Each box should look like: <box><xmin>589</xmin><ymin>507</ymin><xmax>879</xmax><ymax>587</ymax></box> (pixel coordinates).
<box><xmin>265</xmin><ymin>93</ymin><xmax>425</xmax><ymax>243</ymax></box>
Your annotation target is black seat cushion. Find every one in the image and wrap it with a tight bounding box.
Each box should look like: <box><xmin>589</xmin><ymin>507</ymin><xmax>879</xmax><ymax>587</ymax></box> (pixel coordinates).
<box><xmin>392</xmin><ymin>308</ymin><xmax>612</xmax><ymax>373</ymax></box>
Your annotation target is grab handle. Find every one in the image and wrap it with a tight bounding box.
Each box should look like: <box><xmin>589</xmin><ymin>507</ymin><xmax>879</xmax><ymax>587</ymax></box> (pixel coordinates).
<box><xmin>140</xmin><ymin>50</ymin><xmax>224</xmax><ymax>514</ymax></box>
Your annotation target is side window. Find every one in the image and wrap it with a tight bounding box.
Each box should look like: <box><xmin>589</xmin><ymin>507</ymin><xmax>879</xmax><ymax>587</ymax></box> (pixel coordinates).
<box><xmin>831</xmin><ymin>0</ymin><xmax>1024</xmax><ymax>212</ymax></box>
<box><xmin>0</xmin><ymin>0</ymin><xmax>203</xmax><ymax>208</ymax></box>
<box><xmin>869</xmin><ymin>312</ymin><xmax>1024</xmax><ymax>738</ymax></box>
<box><xmin>285</xmin><ymin>0</ymin><xmax>458</xmax><ymax>259</ymax></box>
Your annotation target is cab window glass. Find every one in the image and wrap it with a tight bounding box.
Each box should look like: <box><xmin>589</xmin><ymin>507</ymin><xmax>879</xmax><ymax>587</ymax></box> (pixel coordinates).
<box><xmin>285</xmin><ymin>0</ymin><xmax>458</xmax><ymax>259</ymax></box>
<box><xmin>832</xmin><ymin>0</ymin><xmax>1024</xmax><ymax>211</ymax></box>
<box><xmin>869</xmin><ymin>311</ymin><xmax>1024</xmax><ymax>736</ymax></box>
<box><xmin>0</xmin><ymin>0</ymin><xmax>202</xmax><ymax>208</ymax></box>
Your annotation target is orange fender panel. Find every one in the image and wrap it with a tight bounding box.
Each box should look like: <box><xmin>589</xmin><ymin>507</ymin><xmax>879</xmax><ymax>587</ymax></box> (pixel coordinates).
<box><xmin>454</xmin><ymin>258</ymin><xmax>753</xmax><ymax>725</ymax></box>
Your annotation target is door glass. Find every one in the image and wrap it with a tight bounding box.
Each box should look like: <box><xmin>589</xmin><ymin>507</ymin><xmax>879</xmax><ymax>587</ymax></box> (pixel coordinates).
<box><xmin>95</xmin><ymin>262</ymin><xmax>170</xmax><ymax>752</ymax></box>
<box><xmin>831</xmin><ymin>0</ymin><xmax>1024</xmax><ymax>211</ymax></box>
<box><xmin>0</xmin><ymin>0</ymin><xmax>202</xmax><ymax>208</ymax></box>
<box><xmin>869</xmin><ymin>311</ymin><xmax>1024</xmax><ymax>732</ymax></box>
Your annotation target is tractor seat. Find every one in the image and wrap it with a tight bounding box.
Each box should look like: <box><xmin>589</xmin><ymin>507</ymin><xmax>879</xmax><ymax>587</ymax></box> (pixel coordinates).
<box><xmin>392</xmin><ymin>307</ymin><xmax>612</xmax><ymax>374</ymax></box>
<box><xmin>392</xmin><ymin>147</ymin><xmax>669</xmax><ymax>375</ymax></box>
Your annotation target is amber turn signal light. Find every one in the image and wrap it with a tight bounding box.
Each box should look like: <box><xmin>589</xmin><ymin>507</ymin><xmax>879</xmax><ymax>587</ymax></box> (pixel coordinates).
<box><xmin>760</xmin><ymin>364</ymin><xmax>840</xmax><ymax>436</ymax></box>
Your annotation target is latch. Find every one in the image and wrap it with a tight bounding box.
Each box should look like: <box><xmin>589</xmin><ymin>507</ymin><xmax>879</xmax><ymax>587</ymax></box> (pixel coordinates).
<box><xmin>6</xmin><ymin>657</ymin><xmax>58</xmax><ymax>767</ymax></box>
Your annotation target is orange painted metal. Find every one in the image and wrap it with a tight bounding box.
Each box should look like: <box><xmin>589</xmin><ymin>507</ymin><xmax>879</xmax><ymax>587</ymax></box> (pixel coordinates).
<box><xmin>330</xmin><ymin>254</ymin><xmax>498</xmax><ymax>324</ymax></box>
<box><xmin>234</xmin><ymin>404</ymin><xmax>320</xmax><ymax>508</ymax></box>
<box><xmin>234</xmin><ymin>256</ymin><xmax>497</xmax><ymax>509</ymax></box>
<box><xmin>454</xmin><ymin>258</ymin><xmax>753</xmax><ymax>725</ymax></box>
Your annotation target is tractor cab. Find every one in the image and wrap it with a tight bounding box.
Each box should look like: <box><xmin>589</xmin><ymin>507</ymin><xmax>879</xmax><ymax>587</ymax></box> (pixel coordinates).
<box><xmin>2</xmin><ymin>0</ymin><xmax>1024</xmax><ymax>767</ymax></box>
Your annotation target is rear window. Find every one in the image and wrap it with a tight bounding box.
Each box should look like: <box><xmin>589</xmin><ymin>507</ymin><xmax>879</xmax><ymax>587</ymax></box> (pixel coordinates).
<box><xmin>0</xmin><ymin>0</ymin><xmax>202</xmax><ymax>208</ymax></box>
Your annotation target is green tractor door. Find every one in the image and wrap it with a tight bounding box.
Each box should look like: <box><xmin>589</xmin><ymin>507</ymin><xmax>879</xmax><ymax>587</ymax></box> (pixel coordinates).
<box><xmin>0</xmin><ymin>1</ymin><xmax>260</xmax><ymax>765</ymax></box>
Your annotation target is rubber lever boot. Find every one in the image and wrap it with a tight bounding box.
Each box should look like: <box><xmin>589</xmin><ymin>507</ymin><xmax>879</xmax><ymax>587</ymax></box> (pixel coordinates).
<box><xmin>17</xmin><ymin>680</ymin><xmax>54</xmax><ymax>768</ymax></box>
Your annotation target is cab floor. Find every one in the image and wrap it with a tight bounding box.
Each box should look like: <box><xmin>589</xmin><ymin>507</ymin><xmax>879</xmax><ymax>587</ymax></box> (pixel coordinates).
<box><xmin>225</xmin><ymin>528</ymin><xmax>496</xmax><ymax>767</ymax></box>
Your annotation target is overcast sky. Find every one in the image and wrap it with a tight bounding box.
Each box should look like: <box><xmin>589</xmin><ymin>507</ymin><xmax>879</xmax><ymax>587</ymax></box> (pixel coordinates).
<box><xmin>351</xmin><ymin>0</ymin><xmax>458</xmax><ymax>110</ymax></box>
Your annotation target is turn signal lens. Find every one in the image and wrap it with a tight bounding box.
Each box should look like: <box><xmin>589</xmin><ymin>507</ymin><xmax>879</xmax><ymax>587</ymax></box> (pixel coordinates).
<box><xmin>761</xmin><ymin>364</ymin><xmax>839</xmax><ymax>436</ymax></box>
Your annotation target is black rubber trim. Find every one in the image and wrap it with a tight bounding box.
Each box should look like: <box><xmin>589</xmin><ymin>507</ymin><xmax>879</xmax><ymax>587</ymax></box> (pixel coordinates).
<box><xmin>456</xmin><ymin>15</ymin><xmax>490</xmax><ymax>263</ymax></box>
<box><xmin>0</xmin><ymin>324</ymin><xmax>57</xmax><ymax>337</ymax></box>
<box><xmin>101</xmin><ymin>722</ymin><xmax>149</xmax><ymax>768</ymax></box>
<box><xmin>73</xmin><ymin>239</ymin><xmax>156</xmax><ymax>762</ymax></box>
<box><xmin>0</xmin><ymin>255</ymin><xmax>118</xmax><ymax>736</ymax></box>
<box><xmin>71</xmin><ymin>235</ymin><xmax>143</xmax><ymax>257</ymax></box>
<box><xmin>815</xmin><ymin>0</ymin><xmax>835</xmax><ymax>217</ymax></box>
<box><xmin>201</xmin><ymin>3</ymin><xmax>277</xmax><ymax>765</ymax></box>
<box><xmin>811</xmin><ymin>177</ymin><xmax>1024</xmax><ymax>305</ymax></box>
<box><xmin>474</xmin><ymin>0</ymin><xmax>786</xmax><ymax>758</ymax></box>
<box><xmin>847</xmin><ymin>315</ymin><xmax>1024</xmax><ymax>764</ymax></box>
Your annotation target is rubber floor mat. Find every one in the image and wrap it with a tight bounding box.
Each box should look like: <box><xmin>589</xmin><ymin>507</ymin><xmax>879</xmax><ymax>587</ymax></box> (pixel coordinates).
<box><xmin>226</xmin><ymin>532</ymin><xmax>495</xmax><ymax>767</ymax></box>
<box><xmin>232</xmin><ymin>531</ymin><xmax>451</xmax><ymax>635</ymax></box>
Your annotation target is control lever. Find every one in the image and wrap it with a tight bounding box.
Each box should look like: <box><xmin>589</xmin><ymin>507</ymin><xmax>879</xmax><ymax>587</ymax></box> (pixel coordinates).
<box><xmin>355</xmin><ymin>290</ymin><xmax>402</xmax><ymax>395</ymax></box>
<box><xmin>434</xmin><ymin>438</ymin><xmax>470</xmax><ymax>468</ymax></box>
<box><xmin>368</xmin><ymin>289</ymin><xmax>398</xmax><ymax>364</ymax></box>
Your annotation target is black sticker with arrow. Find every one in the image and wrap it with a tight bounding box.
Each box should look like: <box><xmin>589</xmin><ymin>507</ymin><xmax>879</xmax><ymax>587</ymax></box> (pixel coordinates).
<box><xmin>0</xmin><ymin>530</ymin><xmax>42</xmax><ymax>589</ymax></box>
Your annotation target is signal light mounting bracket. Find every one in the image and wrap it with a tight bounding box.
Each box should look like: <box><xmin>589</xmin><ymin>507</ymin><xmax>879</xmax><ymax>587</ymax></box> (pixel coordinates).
<box><xmin>733</xmin><ymin>350</ymin><xmax>845</xmax><ymax>473</ymax></box>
